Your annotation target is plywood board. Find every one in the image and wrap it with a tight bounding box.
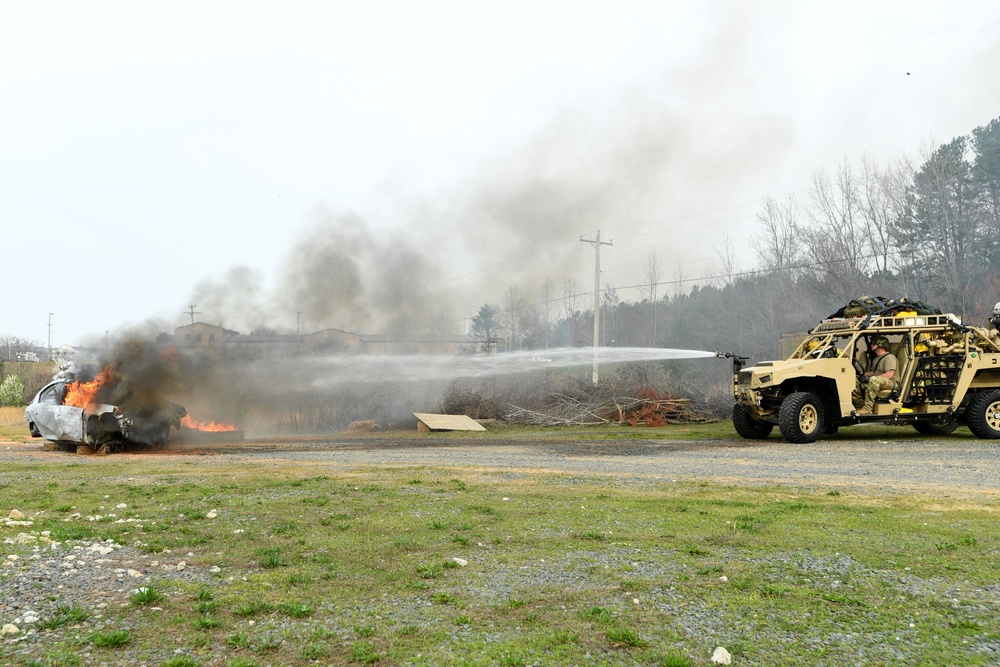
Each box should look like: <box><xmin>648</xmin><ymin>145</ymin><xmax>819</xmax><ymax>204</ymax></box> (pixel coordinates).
<box><xmin>413</xmin><ymin>413</ymin><xmax>486</xmax><ymax>432</ymax></box>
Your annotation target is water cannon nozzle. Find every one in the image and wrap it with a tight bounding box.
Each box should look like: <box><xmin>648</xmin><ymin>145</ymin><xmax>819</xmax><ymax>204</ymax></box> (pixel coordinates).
<box><xmin>718</xmin><ymin>351</ymin><xmax>749</xmax><ymax>373</ymax></box>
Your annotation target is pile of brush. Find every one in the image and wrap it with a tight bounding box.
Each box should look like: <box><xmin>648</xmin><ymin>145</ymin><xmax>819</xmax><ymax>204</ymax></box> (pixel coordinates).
<box><xmin>506</xmin><ymin>386</ymin><xmax>713</xmax><ymax>427</ymax></box>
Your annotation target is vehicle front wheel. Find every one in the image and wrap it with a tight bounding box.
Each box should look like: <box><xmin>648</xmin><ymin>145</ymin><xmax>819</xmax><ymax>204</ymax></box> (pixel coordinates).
<box><xmin>732</xmin><ymin>403</ymin><xmax>774</xmax><ymax>439</ymax></box>
<box><xmin>778</xmin><ymin>392</ymin><xmax>825</xmax><ymax>443</ymax></box>
<box><xmin>912</xmin><ymin>418</ymin><xmax>959</xmax><ymax>436</ymax></box>
<box><xmin>966</xmin><ymin>390</ymin><xmax>1000</xmax><ymax>439</ymax></box>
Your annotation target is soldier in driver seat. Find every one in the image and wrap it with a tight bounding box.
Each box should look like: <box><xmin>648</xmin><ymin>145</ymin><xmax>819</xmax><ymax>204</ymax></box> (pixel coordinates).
<box><xmin>853</xmin><ymin>335</ymin><xmax>898</xmax><ymax>415</ymax></box>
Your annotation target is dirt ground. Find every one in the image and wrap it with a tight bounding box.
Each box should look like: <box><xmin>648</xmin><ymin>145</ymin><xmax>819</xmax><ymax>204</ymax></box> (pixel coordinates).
<box><xmin>3</xmin><ymin>429</ymin><xmax>999</xmax><ymax>501</ymax></box>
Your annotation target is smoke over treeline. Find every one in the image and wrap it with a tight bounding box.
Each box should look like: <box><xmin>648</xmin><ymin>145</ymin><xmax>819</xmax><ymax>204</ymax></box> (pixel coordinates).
<box><xmin>189</xmin><ymin>209</ymin><xmax>448</xmax><ymax>337</ymax></box>
<box><xmin>191</xmin><ymin>94</ymin><xmax>791</xmax><ymax>338</ymax></box>
<box><xmin>187</xmin><ymin>7</ymin><xmax>791</xmax><ymax>339</ymax></box>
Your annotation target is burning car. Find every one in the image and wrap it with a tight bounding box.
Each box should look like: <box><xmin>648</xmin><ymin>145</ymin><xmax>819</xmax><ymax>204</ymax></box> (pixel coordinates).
<box><xmin>25</xmin><ymin>376</ymin><xmax>186</xmax><ymax>453</ymax></box>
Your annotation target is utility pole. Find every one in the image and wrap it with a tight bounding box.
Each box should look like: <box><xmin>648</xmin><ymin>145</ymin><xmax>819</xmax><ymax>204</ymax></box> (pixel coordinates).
<box><xmin>47</xmin><ymin>313</ymin><xmax>53</xmax><ymax>361</ymax></box>
<box><xmin>580</xmin><ymin>230</ymin><xmax>612</xmax><ymax>385</ymax></box>
<box><xmin>184</xmin><ymin>304</ymin><xmax>201</xmax><ymax>325</ymax></box>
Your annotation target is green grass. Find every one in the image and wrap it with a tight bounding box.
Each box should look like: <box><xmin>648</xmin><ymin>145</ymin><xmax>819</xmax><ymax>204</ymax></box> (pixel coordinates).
<box><xmin>162</xmin><ymin>657</ymin><xmax>202</xmax><ymax>667</ymax></box>
<box><xmin>606</xmin><ymin>626</ymin><xmax>646</xmax><ymax>648</ymax></box>
<box><xmin>38</xmin><ymin>604</ymin><xmax>89</xmax><ymax>630</ymax></box>
<box><xmin>0</xmin><ymin>457</ymin><xmax>997</xmax><ymax>665</ymax></box>
<box><xmin>89</xmin><ymin>629</ymin><xmax>131</xmax><ymax>647</ymax></box>
<box><xmin>131</xmin><ymin>584</ymin><xmax>163</xmax><ymax>606</ymax></box>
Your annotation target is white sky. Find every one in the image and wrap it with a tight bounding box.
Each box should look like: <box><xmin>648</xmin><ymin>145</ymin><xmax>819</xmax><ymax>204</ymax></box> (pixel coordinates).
<box><xmin>3</xmin><ymin>1</ymin><xmax>999</xmax><ymax>346</ymax></box>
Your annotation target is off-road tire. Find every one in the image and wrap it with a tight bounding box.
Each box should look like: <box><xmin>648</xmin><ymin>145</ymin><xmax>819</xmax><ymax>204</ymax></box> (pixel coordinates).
<box><xmin>732</xmin><ymin>403</ymin><xmax>774</xmax><ymax>439</ymax></box>
<box><xmin>778</xmin><ymin>392</ymin><xmax>825</xmax><ymax>444</ymax></box>
<box><xmin>912</xmin><ymin>418</ymin><xmax>959</xmax><ymax>436</ymax></box>
<box><xmin>966</xmin><ymin>390</ymin><xmax>1000</xmax><ymax>439</ymax></box>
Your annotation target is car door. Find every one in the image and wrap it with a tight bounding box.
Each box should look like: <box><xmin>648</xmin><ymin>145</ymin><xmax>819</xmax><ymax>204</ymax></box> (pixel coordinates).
<box><xmin>25</xmin><ymin>382</ymin><xmax>85</xmax><ymax>442</ymax></box>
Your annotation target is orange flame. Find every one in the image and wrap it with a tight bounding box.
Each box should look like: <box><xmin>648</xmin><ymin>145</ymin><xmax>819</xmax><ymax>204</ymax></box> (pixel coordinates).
<box><xmin>181</xmin><ymin>414</ymin><xmax>238</xmax><ymax>432</ymax></box>
<box><xmin>64</xmin><ymin>368</ymin><xmax>115</xmax><ymax>413</ymax></box>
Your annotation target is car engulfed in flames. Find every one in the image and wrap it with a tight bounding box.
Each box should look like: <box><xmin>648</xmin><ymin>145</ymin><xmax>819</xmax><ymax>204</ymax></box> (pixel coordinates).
<box><xmin>25</xmin><ymin>340</ymin><xmax>244</xmax><ymax>453</ymax></box>
<box><xmin>25</xmin><ymin>376</ymin><xmax>188</xmax><ymax>453</ymax></box>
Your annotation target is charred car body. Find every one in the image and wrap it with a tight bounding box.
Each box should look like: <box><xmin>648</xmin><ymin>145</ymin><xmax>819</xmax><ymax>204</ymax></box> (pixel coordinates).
<box><xmin>732</xmin><ymin>297</ymin><xmax>1000</xmax><ymax>443</ymax></box>
<box><xmin>25</xmin><ymin>379</ymin><xmax>186</xmax><ymax>453</ymax></box>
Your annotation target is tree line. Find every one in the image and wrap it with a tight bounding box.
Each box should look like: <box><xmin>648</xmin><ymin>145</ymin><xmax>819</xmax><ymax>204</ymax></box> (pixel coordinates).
<box><xmin>470</xmin><ymin>116</ymin><xmax>1000</xmax><ymax>364</ymax></box>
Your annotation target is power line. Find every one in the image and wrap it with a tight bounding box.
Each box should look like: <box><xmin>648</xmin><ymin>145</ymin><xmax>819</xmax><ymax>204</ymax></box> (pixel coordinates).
<box><xmin>417</xmin><ymin>245</ymin><xmax>932</xmax><ymax>332</ymax></box>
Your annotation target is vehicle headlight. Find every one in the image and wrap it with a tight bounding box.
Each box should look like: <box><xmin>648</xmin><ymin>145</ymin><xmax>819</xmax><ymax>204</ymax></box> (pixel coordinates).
<box><xmin>759</xmin><ymin>374</ymin><xmax>772</xmax><ymax>385</ymax></box>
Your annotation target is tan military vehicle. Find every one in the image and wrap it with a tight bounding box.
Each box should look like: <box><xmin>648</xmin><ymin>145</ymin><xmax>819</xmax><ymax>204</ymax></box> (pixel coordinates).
<box><xmin>731</xmin><ymin>298</ymin><xmax>1000</xmax><ymax>442</ymax></box>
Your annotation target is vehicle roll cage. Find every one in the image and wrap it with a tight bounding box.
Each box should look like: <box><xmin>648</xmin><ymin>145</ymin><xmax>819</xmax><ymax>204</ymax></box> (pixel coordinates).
<box><xmin>811</xmin><ymin>313</ymin><xmax>964</xmax><ymax>336</ymax></box>
<box><xmin>824</xmin><ymin>296</ymin><xmax>955</xmax><ymax>330</ymax></box>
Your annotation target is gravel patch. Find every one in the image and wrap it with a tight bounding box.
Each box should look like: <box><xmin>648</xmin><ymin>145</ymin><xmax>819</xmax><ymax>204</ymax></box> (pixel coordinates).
<box><xmin>1</xmin><ymin>531</ymin><xmax>220</xmax><ymax>664</ymax></box>
<box><xmin>6</xmin><ymin>430</ymin><xmax>1000</xmax><ymax>498</ymax></box>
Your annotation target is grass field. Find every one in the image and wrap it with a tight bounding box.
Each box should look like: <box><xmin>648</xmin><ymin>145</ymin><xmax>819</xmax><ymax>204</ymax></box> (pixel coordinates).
<box><xmin>0</xmin><ymin>405</ymin><xmax>26</xmax><ymax>433</ymax></box>
<box><xmin>1</xmin><ymin>456</ymin><xmax>997</xmax><ymax>666</ymax></box>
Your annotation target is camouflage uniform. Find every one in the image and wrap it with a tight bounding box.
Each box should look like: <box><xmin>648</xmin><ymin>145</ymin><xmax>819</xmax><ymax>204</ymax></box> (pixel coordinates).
<box><xmin>852</xmin><ymin>346</ymin><xmax>898</xmax><ymax>411</ymax></box>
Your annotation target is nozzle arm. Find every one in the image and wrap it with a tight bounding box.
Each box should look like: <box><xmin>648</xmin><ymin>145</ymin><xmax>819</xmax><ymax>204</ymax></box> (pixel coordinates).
<box><xmin>717</xmin><ymin>351</ymin><xmax>749</xmax><ymax>373</ymax></box>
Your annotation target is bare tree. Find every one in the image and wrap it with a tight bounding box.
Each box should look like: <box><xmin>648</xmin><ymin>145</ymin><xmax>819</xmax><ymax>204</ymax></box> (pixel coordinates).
<box><xmin>560</xmin><ymin>277</ymin><xmax>580</xmax><ymax>318</ymax></box>
<box><xmin>642</xmin><ymin>249</ymin><xmax>662</xmax><ymax>346</ymax></box>
<box><xmin>537</xmin><ymin>279</ymin><xmax>555</xmax><ymax>349</ymax></box>
<box><xmin>0</xmin><ymin>336</ymin><xmax>42</xmax><ymax>362</ymax></box>
<box><xmin>858</xmin><ymin>154</ymin><xmax>912</xmax><ymax>276</ymax></box>
<box><xmin>713</xmin><ymin>231</ymin><xmax>740</xmax><ymax>286</ymax></box>
<box><xmin>601</xmin><ymin>283</ymin><xmax>620</xmax><ymax>346</ymax></box>
<box><xmin>501</xmin><ymin>284</ymin><xmax>525</xmax><ymax>351</ymax></box>
<box><xmin>670</xmin><ymin>261</ymin><xmax>687</xmax><ymax>300</ymax></box>
<box><xmin>802</xmin><ymin>161</ymin><xmax>870</xmax><ymax>297</ymax></box>
<box><xmin>752</xmin><ymin>194</ymin><xmax>801</xmax><ymax>276</ymax></box>
<box><xmin>560</xmin><ymin>277</ymin><xmax>580</xmax><ymax>346</ymax></box>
